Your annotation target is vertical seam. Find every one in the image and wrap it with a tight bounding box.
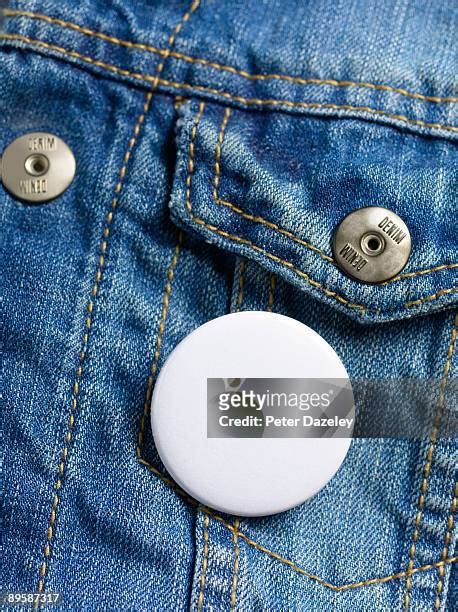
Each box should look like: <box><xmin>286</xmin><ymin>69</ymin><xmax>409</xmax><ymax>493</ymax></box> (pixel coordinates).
<box><xmin>136</xmin><ymin>232</ymin><xmax>183</xmax><ymax>458</ymax></box>
<box><xmin>135</xmin><ymin>0</ymin><xmax>201</xmax><ymax>456</ymax></box>
<box><xmin>267</xmin><ymin>273</ymin><xmax>277</xmax><ymax>312</ymax></box>
<box><xmin>197</xmin><ymin>512</ymin><xmax>210</xmax><ymax>611</ymax></box>
<box><xmin>215</xmin><ymin>106</ymin><xmax>245</xmax><ymax>318</ymax></box>
<box><xmin>404</xmin><ymin>312</ymin><xmax>458</xmax><ymax>610</ymax></box>
<box><xmin>435</xmin><ymin>480</ymin><xmax>458</xmax><ymax>610</ymax></box>
<box><xmin>230</xmin><ymin>518</ymin><xmax>241</xmax><ymax>610</ymax></box>
<box><xmin>213</xmin><ymin>106</ymin><xmax>232</xmax><ymax>202</ymax></box>
<box><xmin>35</xmin><ymin>89</ymin><xmax>154</xmax><ymax>606</ymax></box>
<box><xmin>34</xmin><ymin>0</ymin><xmax>201</xmax><ymax>603</ymax></box>
<box><xmin>236</xmin><ymin>259</ymin><xmax>246</xmax><ymax>312</ymax></box>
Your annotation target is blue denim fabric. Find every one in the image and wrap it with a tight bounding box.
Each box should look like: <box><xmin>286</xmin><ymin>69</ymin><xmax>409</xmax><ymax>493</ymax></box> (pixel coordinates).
<box><xmin>1</xmin><ymin>1</ymin><xmax>457</xmax><ymax>611</ymax></box>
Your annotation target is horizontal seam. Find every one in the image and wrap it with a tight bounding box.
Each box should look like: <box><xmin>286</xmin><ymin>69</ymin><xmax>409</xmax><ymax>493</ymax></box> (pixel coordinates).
<box><xmin>3</xmin><ymin>8</ymin><xmax>458</xmax><ymax>105</ymax></box>
<box><xmin>192</xmin><ymin>103</ymin><xmax>457</xmax><ymax>314</ymax></box>
<box><xmin>405</xmin><ymin>287</ymin><xmax>458</xmax><ymax>308</ymax></box>
<box><xmin>384</xmin><ymin>264</ymin><xmax>458</xmax><ymax>284</ymax></box>
<box><xmin>138</xmin><ymin>456</ymin><xmax>458</xmax><ymax>592</ymax></box>
<box><xmin>213</xmin><ymin>107</ymin><xmax>458</xmax><ymax>284</ymax></box>
<box><xmin>207</xmin><ymin>215</ymin><xmax>458</xmax><ymax>315</ymax></box>
<box><xmin>219</xmin><ymin>201</ymin><xmax>458</xmax><ymax>284</ymax></box>
<box><xmin>0</xmin><ymin>33</ymin><xmax>457</xmax><ymax>134</ymax></box>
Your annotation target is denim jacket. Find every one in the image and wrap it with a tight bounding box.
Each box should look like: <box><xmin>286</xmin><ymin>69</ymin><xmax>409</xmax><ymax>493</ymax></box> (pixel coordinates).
<box><xmin>1</xmin><ymin>1</ymin><xmax>457</xmax><ymax>610</ymax></box>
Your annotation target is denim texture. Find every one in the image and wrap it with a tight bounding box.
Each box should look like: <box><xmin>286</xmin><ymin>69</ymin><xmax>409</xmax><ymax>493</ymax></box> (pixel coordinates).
<box><xmin>172</xmin><ymin>101</ymin><xmax>457</xmax><ymax>323</ymax></box>
<box><xmin>1</xmin><ymin>1</ymin><xmax>457</xmax><ymax>611</ymax></box>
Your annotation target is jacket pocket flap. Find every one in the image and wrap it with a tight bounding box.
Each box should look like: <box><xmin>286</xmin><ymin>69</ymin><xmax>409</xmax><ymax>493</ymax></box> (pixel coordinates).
<box><xmin>170</xmin><ymin>100</ymin><xmax>457</xmax><ymax>323</ymax></box>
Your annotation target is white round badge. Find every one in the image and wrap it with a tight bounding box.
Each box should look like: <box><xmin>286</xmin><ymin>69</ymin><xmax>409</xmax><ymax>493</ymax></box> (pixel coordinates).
<box><xmin>151</xmin><ymin>312</ymin><xmax>354</xmax><ymax>517</ymax></box>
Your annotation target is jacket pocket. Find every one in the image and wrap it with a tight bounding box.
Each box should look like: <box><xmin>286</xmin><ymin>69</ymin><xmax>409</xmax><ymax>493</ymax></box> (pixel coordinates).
<box><xmin>170</xmin><ymin>99</ymin><xmax>457</xmax><ymax>323</ymax></box>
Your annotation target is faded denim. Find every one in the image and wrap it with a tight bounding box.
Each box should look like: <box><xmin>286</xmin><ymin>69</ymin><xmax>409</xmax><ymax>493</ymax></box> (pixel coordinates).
<box><xmin>1</xmin><ymin>1</ymin><xmax>457</xmax><ymax>610</ymax></box>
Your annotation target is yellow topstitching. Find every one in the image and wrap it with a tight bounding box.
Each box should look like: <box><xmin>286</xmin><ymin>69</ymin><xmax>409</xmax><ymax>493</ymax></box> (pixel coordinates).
<box><xmin>33</xmin><ymin>0</ymin><xmax>201</xmax><ymax>605</ymax></box>
<box><xmin>3</xmin><ymin>8</ymin><xmax>458</xmax><ymax>104</ymax></box>
<box><xmin>404</xmin><ymin>312</ymin><xmax>457</xmax><ymax>609</ymax></box>
<box><xmin>212</xmin><ymin>107</ymin><xmax>458</xmax><ymax>285</ymax></box>
<box><xmin>0</xmin><ymin>34</ymin><xmax>457</xmax><ymax>134</ymax></box>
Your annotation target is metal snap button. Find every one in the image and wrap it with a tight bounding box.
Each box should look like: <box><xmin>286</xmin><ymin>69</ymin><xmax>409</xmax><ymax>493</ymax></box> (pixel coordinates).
<box><xmin>0</xmin><ymin>132</ymin><xmax>75</xmax><ymax>203</ymax></box>
<box><xmin>332</xmin><ymin>206</ymin><xmax>411</xmax><ymax>283</ymax></box>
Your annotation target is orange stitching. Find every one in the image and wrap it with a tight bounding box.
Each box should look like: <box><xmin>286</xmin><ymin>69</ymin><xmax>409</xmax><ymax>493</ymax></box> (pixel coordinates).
<box><xmin>0</xmin><ymin>33</ymin><xmax>154</xmax><ymax>79</ymax></box>
<box><xmin>3</xmin><ymin>8</ymin><xmax>458</xmax><ymax>105</ymax></box>
<box><xmin>267</xmin><ymin>273</ymin><xmax>277</xmax><ymax>312</ymax></box>
<box><xmin>385</xmin><ymin>263</ymin><xmax>458</xmax><ymax>284</ymax></box>
<box><xmin>197</xmin><ymin>512</ymin><xmax>210</xmax><ymax>611</ymax></box>
<box><xmin>218</xmin><ymin>192</ymin><xmax>334</xmax><ymax>262</ymax></box>
<box><xmin>156</xmin><ymin>78</ymin><xmax>458</xmax><ymax>134</ymax></box>
<box><xmin>213</xmin><ymin>107</ymin><xmax>232</xmax><ymax>203</ymax></box>
<box><xmin>227</xmin><ymin>520</ymin><xmax>458</xmax><ymax>593</ymax></box>
<box><xmin>2</xmin><ymin>9</ymin><xmax>161</xmax><ymax>54</ymax></box>
<box><xmin>404</xmin><ymin>312</ymin><xmax>458</xmax><ymax>610</ymax></box>
<box><xmin>213</xmin><ymin>108</ymin><xmax>458</xmax><ymax>282</ymax></box>
<box><xmin>138</xmin><ymin>455</ymin><xmax>458</xmax><ymax>592</ymax></box>
<box><xmin>236</xmin><ymin>259</ymin><xmax>246</xmax><ymax>312</ymax></box>
<box><xmin>34</xmin><ymin>89</ymin><xmax>155</xmax><ymax>608</ymax></box>
<box><xmin>231</xmin><ymin>518</ymin><xmax>241</xmax><ymax>610</ymax></box>
<box><xmin>405</xmin><ymin>287</ymin><xmax>458</xmax><ymax>308</ymax></box>
<box><xmin>136</xmin><ymin>233</ymin><xmax>183</xmax><ymax>459</ymax></box>
<box><xmin>0</xmin><ymin>33</ymin><xmax>457</xmax><ymax>135</ymax></box>
<box><xmin>191</xmin><ymin>104</ymin><xmax>458</xmax><ymax>314</ymax></box>
<box><xmin>187</xmin><ymin>104</ymin><xmax>367</xmax><ymax>313</ymax></box>
<box><xmin>435</xmin><ymin>480</ymin><xmax>458</xmax><ymax>610</ymax></box>
<box><xmin>34</xmin><ymin>1</ymin><xmax>201</xmax><ymax>603</ymax></box>
<box><xmin>216</xmin><ymin>203</ymin><xmax>458</xmax><ymax>287</ymax></box>
<box><xmin>139</xmin><ymin>458</ymin><xmax>197</xmax><ymax>506</ymax></box>
<box><xmin>213</xmin><ymin>105</ymin><xmax>332</xmax><ymax>263</ymax></box>
<box><xmin>174</xmin><ymin>95</ymin><xmax>187</xmax><ymax>111</ymax></box>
